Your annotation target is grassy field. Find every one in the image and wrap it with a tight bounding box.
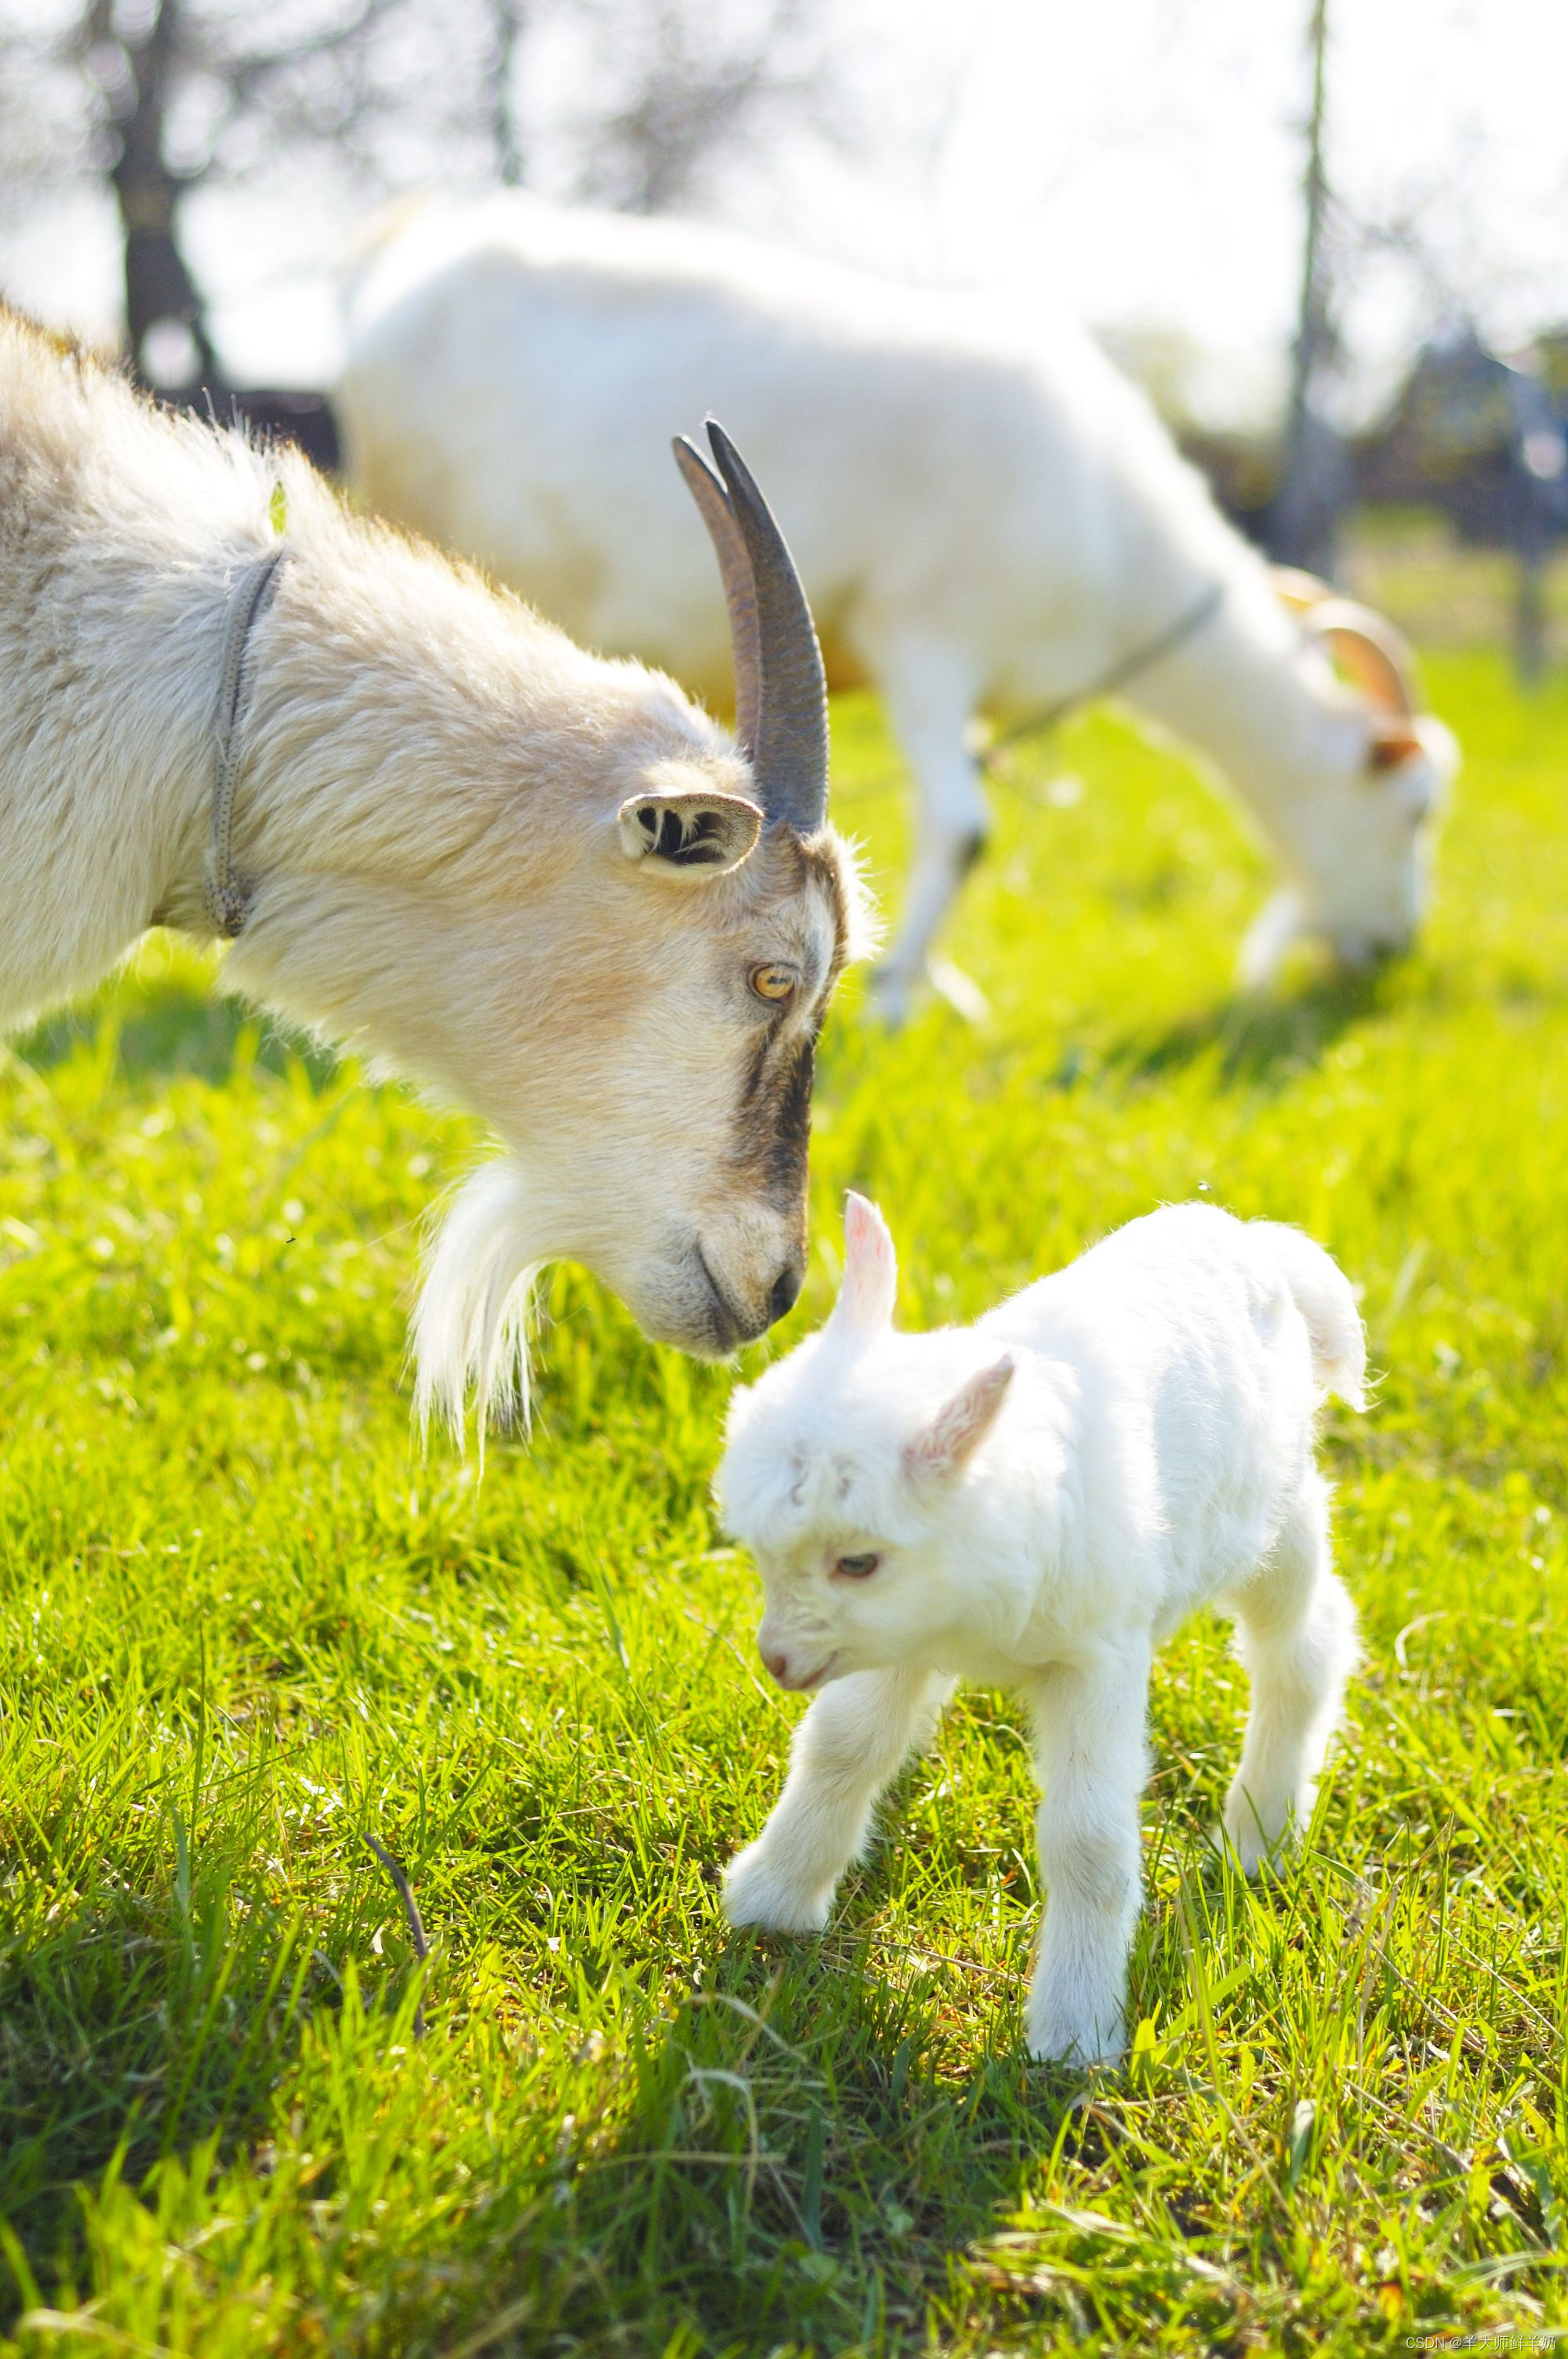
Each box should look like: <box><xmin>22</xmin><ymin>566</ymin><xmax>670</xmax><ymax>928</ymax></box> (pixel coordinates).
<box><xmin>3</xmin><ymin>631</ymin><xmax>1568</xmax><ymax>2354</ymax></box>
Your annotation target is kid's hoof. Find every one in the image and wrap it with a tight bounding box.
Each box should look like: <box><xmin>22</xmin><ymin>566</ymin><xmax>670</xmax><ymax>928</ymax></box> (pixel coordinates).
<box><xmin>1217</xmin><ymin>1799</ymin><xmax>1294</xmax><ymax>1880</ymax></box>
<box><xmin>1025</xmin><ymin>2011</ymin><xmax>1127</xmax><ymax>2069</ymax></box>
<box><xmin>721</xmin><ymin>1846</ymin><xmax>833</xmax><ymax>1935</ymax></box>
<box><xmin>1025</xmin><ymin>1975</ymin><xmax>1127</xmax><ymax>2066</ymax></box>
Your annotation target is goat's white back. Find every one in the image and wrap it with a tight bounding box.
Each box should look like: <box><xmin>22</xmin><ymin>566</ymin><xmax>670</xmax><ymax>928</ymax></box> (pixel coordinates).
<box><xmin>339</xmin><ymin>195</ymin><xmax>1457</xmax><ymax>1016</ymax></box>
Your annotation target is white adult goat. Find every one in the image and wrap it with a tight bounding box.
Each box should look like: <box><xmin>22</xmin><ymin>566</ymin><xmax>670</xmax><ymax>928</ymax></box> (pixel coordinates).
<box><xmin>339</xmin><ymin>195</ymin><xmax>1457</xmax><ymax>1022</ymax></box>
<box><xmin>717</xmin><ymin>1194</ymin><xmax>1364</xmax><ymax>2065</ymax></box>
<box><xmin>0</xmin><ymin>312</ymin><xmax>869</xmax><ymax>1428</ymax></box>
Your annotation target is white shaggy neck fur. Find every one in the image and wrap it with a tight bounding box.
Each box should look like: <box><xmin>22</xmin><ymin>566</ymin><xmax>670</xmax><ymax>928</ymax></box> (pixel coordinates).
<box><xmin>0</xmin><ymin>314</ymin><xmax>870</xmax><ymax>1432</ymax></box>
<box><xmin>716</xmin><ymin>1194</ymin><xmax>1365</xmax><ymax>2066</ymax></box>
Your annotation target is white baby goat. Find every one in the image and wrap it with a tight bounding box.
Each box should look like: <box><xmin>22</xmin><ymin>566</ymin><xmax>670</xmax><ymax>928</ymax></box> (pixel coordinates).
<box><xmin>716</xmin><ymin>1194</ymin><xmax>1364</xmax><ymax>2065</ymax></box>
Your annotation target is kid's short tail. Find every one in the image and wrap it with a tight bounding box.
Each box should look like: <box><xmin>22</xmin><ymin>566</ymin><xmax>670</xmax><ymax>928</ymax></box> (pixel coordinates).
<box><xmin>1258</xmin><ymin>1222</ymin><xmax>1367</xmax><ymax>1409</ymax></box>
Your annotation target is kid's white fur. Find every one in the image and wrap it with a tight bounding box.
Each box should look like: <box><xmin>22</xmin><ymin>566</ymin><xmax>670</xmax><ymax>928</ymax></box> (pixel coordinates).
<box><xmin>716</xmin><ymin>1194</ymin><xmax>1365</xmax><ymax>2066</ymax></box>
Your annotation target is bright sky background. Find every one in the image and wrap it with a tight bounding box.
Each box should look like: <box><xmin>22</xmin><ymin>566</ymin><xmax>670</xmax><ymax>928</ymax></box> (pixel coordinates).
<box><xmin>2</xmin><ymin>0</ymin><xmax>1565</xmax><ymax>426</ymax></box>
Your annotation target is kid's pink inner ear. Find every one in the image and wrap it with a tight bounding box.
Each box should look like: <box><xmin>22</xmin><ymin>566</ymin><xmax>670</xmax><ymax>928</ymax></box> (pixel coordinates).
<box><xmin>904</xmin><ymin>1354</ymin><xmax>1015</xmax><ymax>1483</ymax></box>
<box><xmin>832</xmin><ymin>1191</ymin><xmax>898</xmax><ymax>1335</ymax></box>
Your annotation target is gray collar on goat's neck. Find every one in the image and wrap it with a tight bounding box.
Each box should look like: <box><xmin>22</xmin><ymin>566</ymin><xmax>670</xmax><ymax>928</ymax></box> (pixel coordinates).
<box><xmin>205</xmin><ymin>542</ymin><xmax>290</xmax><ymax>940</ymax></box>
<box><xmin>982</xmin><ymin>578</ymin><xmax>1227</xmax><ymax>763</ymax></box>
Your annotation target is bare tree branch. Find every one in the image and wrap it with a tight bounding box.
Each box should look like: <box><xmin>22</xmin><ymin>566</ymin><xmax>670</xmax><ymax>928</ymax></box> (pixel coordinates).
<box><xmin>567</xmin><ymin>0</ymin><xmax>840</xmax><ymax>216</ymax></box>
<box><xmin>0</xmin><ymin>0</ymin><xmax>850</xmax><ymax>383</ymax></box>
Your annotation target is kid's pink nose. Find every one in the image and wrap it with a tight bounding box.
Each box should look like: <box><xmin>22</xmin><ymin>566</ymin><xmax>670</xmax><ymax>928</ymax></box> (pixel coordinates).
<box><xmin>761</xmin><ymin>1644</ymin><xmax>790</xmax><ymax>1685</ymax></box>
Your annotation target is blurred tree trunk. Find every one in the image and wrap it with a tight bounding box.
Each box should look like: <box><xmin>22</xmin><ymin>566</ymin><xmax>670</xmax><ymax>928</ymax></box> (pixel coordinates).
<box><xmin>3</xmin><ymin>0</ymin><xmax>844</xmax><ymax>389</ymax></box>
<box><xmin>490</xmin><ymin>0</ymin><xmax>528</xmax><ymax>184</ymax></box>
<box><xmin>89</xmin><ymin>0</ymin><xmax>219</xmax><ymax>386</ymax></box>
<box><xmin>1269</xmin><ymin>0</ymin><xmax>1345</xmax><ymax>575</ymax></box>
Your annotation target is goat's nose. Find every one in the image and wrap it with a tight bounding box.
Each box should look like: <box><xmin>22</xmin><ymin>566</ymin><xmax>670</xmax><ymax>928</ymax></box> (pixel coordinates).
<box><xmin>768</xmin><ymin>1263</ymin><xmax>803</xmax><ymax>1325</ymax></box>
<box><xmin>761</xmin><ymin>1645</ymin><xmax>789</xmax><ymax>1685</ymax></box>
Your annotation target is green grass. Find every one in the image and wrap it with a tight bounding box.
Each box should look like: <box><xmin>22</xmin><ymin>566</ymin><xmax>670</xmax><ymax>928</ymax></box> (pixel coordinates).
<box><xmin>5</xmin><ymin>644</ymin><xmax>1568</xmax><ymax>2354</ymax></box>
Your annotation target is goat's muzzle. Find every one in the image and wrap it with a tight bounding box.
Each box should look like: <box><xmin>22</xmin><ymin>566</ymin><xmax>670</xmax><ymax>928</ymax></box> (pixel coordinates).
<box><xmin>691</xmin><ymin>1240</ymin><xmax>804</xmax><ymax>1355</ymax></box>
<box><xmin>768</xmin><ymin>1263</ymin><xmax>804</xmax><ymax>1323</ymax></box>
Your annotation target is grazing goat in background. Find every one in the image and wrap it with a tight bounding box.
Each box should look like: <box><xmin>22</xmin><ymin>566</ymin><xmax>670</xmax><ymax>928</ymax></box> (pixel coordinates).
<box><xmin>717</xmin><ymin>1194</ymin><xmax>1364</xmax><ymax>2065</ymax></box>
<box><xmin>0</xmin><ymin>311</ymin><xmax>869</xmax><ymax>1430</ymax></box>
<box><xmin>338</xmin><ymin>194</ymin><xmax>1458</xmax><ymax>1023</ymax></box>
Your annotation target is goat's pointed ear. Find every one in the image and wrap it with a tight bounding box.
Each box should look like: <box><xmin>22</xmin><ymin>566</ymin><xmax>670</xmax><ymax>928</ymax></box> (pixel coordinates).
<box><xmin>617</xmin><ymin>790</ymin><xmax>762</xmax><ymax>877</ymax></box>
<box><xmin>1366</xmin><ymin>718</ymin><xmax>1426</xmax><ymax>772</ymax></box>
<box><xmin>903</xmin><ymin>1355</ymin><xmax>1014</xmax><ymax>1486</ymax></box>
<box><xmin>826</xmin><ymin>1192</ymin><xmax>898</xmax><ymax>1338</ymax></box>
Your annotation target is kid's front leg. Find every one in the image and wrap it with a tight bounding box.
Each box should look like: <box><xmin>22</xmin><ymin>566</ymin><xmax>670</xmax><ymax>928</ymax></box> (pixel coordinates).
<box><xmin>1025</xmin><ymin>1640</ymin><xmax>1152</xmax><ymax>2066</ymax></box>
<box><xmin>724</xmin><ymin>1666</ymin><xmax>951</xmax><ymax>1933</ymax></box>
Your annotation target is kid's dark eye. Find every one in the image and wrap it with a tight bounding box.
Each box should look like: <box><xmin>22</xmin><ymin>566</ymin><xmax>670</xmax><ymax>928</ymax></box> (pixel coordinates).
<box><xmin>834</xmin><ymin>1552</ymin><xmax>880</xmax><ymax>1579</ymax></box>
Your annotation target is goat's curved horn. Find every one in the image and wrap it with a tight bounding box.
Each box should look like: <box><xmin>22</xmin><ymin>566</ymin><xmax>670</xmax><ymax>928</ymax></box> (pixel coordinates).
<box><xmin>674</xmin><ymin>418</ymin><xmax>828</xmax><ymax>834</ymax></box>
<box><xmin>673</xmin><ymin>434</ymin><xmax>762</xmax><ymax>761</ymax></box>
<box><xmin>1303</xmin><ymin>595</ymin><xmax>1421</xmax><ymax>718</ymax></box>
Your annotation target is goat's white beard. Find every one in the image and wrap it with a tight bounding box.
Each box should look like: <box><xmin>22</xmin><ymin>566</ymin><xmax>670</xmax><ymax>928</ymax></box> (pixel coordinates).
<box><xmin>412</xmin><ymin>1158</ymin><xmax>544</xmax><ymax>1453</ymax></box>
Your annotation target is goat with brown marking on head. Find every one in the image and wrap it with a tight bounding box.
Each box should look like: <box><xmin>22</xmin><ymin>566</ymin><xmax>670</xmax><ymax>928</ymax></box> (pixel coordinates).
<box><xmin>0</xmin><ymin>314</ymin><xmax>872</xmax><ymax>1432</ymax></box>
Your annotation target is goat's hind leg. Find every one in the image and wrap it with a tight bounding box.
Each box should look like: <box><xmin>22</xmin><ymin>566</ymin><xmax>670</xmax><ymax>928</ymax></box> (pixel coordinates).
<box><xmin>1221</xmin><ymin>1472</ymin><xmax>1358</xmax><ymax>1875</ymax></box>
<box><xmin>865</xmin><ymin>639</ymin><xmax>989</xmax><ymax>1025</ymax></box>
<box><xmin>724</xmin><ymin>1667</ymin><xmax>951</xmax><ymax>1933</ymax></box>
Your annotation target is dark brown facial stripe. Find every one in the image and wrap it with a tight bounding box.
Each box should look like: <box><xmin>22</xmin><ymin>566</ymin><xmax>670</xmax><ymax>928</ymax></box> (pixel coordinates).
<box><xmin>740</xmin><ymin>1030</ymin><xmax>770</xmax><ymax>1110</ymax></box>
<box><xmin>732</xmin><ymin>1034</ymin><xmax>815</xmax><ymax>1203</ymax></box>
<box><xmin>724</xmin><ymin>826</ymin><xmax>855</xmax><ymax>1219</ymax></box>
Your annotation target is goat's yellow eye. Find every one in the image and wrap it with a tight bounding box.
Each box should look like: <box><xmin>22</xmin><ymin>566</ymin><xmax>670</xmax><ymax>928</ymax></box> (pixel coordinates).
<box><xmin>750</xmin><ymin>963</ymin><xmax>798</xmax><ymax>1004</ymax></box>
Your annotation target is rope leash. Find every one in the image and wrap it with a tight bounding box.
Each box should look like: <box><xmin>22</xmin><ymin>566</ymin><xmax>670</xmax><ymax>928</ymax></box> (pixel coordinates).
<box><xmin>199</xmin><ymin>549</ymin><xmax>1222</xmax><ymax>895</ymax></box>
<box><xmin>979</xmin><ymin>577</ymin><xmax>1228</xmax><ymax>767</ymax></box>
<box><xmin>829</xmin><ymin>577</ymin><xmax>1229</xmax><ymax>814</ymax></box>
<box><xmin>205</xmin><ymin>541</ymin><xmax>290</xmax><ymax>939</ymax></box>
